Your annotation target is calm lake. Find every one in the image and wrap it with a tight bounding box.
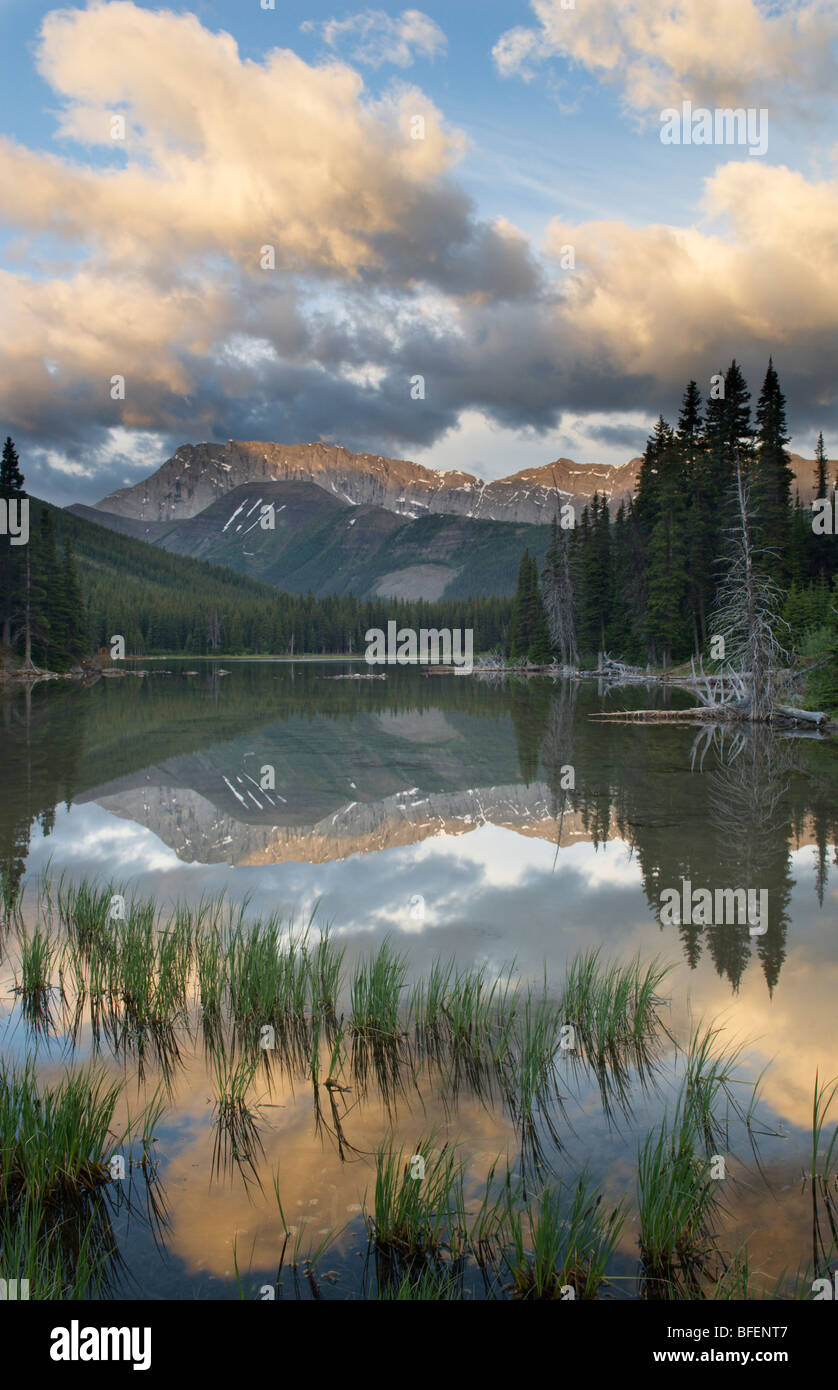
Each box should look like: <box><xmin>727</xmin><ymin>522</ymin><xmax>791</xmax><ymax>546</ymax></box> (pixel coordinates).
<box><xmin>2</xmin><ymin>659</ymin><xmax>837</xmax><ymax>1299</ymax></box>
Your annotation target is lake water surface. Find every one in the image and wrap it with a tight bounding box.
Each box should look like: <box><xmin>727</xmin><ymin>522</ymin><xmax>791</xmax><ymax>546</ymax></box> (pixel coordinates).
<box><xmin>2</xmin><ymin>660</ymin><xmax>837</xmax><ymax>1299</ymax></box>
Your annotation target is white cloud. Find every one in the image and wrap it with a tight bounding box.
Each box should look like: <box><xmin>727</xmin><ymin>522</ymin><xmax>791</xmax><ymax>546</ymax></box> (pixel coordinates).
<box><xmin>302</xmin><ymin>8</ymin><xmax>446</xmax><ymax>69</ymax></box>
<box><xmin>494</xmin><ymin>0</ymin><xmax>838</xmax><ymax>116</ymax></box>
<box><xmin>543</xmin><ymin>161</ymin><xmax>838</xmax><ymax>384</ymax></box>
<box><xmin>1</xmin><ymin>2</ymin><xmax>836</xmax><ymax>474</ymax></box>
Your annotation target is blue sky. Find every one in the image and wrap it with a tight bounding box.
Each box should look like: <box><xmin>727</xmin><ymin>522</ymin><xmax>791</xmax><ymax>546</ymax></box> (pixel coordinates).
<box><xmin>1</xmin><ymin>0</ymin><xmax>836</xmax><ymax>503</ymax></box>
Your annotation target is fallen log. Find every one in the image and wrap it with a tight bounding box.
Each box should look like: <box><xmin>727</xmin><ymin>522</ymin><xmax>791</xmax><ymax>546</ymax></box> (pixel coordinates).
<box><xmin>589</xmin><ymin>708</ymin><xmax>722</xmax><ymax>721</ymax></box>
<box><xmin>771</xmin><ymin>705</ymin><xmax>828</xmax><ymax>727</ymax></box>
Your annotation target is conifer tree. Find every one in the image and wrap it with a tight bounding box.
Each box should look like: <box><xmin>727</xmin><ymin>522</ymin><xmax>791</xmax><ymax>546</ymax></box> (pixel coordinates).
<box><xmin>752</xmin><ymin>358</ymin><xmax>794</xmax><ymax>575</ymax></box>
<box><xmin>643</xmin><ymin>429</ymin><xmax>689</xmax><ymax>667</ymax></box>
<box><xmin>0</xmin><ymin>436</ymin><xmax>26</xmax><ymax>649</ymax></box>
<box><xmin>815</xmin><ymin>432</ymin><xmax>829</xmax><ymax>501</ymax></box>
<box><xmin>0</xmin><ymin>437</ymin><xmax>24</xmax><ymax>495</ymax></box>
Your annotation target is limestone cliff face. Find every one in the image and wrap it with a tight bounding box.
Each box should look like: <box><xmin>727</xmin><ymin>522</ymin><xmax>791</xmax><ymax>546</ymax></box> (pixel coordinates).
<box><xmin>94</xmin><ymin>441</ymin><xmax>822</xmax><ymax>529</ymax></box>
<box><xmin>94</xmin><ymin>440</ymin><xmax>639</xmax><ymax>526</ymax></box>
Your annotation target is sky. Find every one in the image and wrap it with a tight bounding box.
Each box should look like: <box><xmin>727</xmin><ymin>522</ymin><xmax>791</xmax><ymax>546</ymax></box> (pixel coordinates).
<box><xmin>0</xmin><ymin>0</ymin><xmax>837</xmax><ymax>505</ymax></box>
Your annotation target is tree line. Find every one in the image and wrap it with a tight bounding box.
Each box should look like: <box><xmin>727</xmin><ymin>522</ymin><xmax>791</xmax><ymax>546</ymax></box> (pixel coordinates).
<box><xmin>509</xmin><ymin>359</ymin><xmax>837</xmax><ymax>684</ymax></box>
<box><xmin>0</xmin><ymin>438</ymin><xmax>88</xmax><ymax>671</ymax></box>
<box><xmin>0</xmin><ymin>442</ymin><xmax>514</xmax><ymax>664</ymax></box>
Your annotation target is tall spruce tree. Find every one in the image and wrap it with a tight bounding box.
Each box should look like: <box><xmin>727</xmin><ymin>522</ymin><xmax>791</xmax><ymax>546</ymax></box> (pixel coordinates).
<box><xmin>0</xmin><ymin>438</ymin><xmax>24</xmax><ymax>495</ymax></box>
<box><xmin>752</xmin><ymin>358</ymin><xmax>794</xmax><ymax>576</ymax></box>
<box><xmin>0</xmin><ymin>437</ymin><xmax>26</xmax><ymax>650</ymax></box>
<box><xmin>643</xmin><ymin>425</ymin><xmax>689</xmax><ymax>666</ymax></box>
<box><xmin>815</xmin><ymin>432</ymin><xmax>829</xmax><ymax>501</ymax></box>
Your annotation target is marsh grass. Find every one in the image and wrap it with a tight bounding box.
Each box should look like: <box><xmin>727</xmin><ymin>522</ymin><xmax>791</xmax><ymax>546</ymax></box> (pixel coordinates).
<box><xmin>561</xmin><ymin>951</ymin><xmax>671</xmax><ymax>1068</ymax></box>
<box><xmin>56</xmin><ymin>876</ymin><xmax>117</xmax><ymax>953</ymax></box>
<box><xmin>227</xmin><ymin>918</ymin><xmax>311</xmax><ymax>1049</ymax></box>
<box><xmin>350</xmin><ymin>939</ymin><xmax>407</xmax><ymax>1039</ymax></box>
<box><xmin>504</xmin><ymin>1175</ymin><xmax>626</xmax><ymax>1300</ymax></box>
<box><xmin>14</xmin><ymin>921</ymin><xmax>59</xmax><ymax>1027</ymax></box>
<box><xmin>308</xmin><ymin>929</ymin><xmax>344</xmax><ymax>1024</ymax></box>
<box><xmin>210</xmin><ymin>1049</ymin><xmax>266</xmax><ymax>1185</ymax></box>
<box><xmin>504</xmin><ymin>986</ymin><xmax>565</xmax><ymax>1169</ymax></box>
<box><xmin>196</xmin><ymin>926</ymin><xmax>226</xmax><ymax>1030</ymax></box>
<box><xmin>810</xmin><ymin>1070</ymin><xmax>838</xmax><ymax>1275</ymax></box>
<box><xmin>376</xmin><ymin>1266</ymin><xmax>465</xmax><ymax>1299</ymax></box>
<box><xmin>0</xmin><ymin>1060</ymin><xmax>124</xmax><ymax>1208</ymax></box>
<box><xmin>4</xmin><ymin>878</ymin><xmax>828</xmax><ymax>1303</ymax></box>
<box><xmin>366</xmin><ymin>1134</ymin><xmax>465</xmax><ymax>1258</ymax></box>
<box><xmin>0</xmin><ymin>1187</ymin><xmax>118</xmax><ymax>1300</ymax></box>
<box><xmin>683</xmin><ymin>1022</ymin><xmax>749</xmax><ymax>1153</ymax></box>
<box><xmin>637</xmin><ymin>1090</ymin><xmax>720</xmax><ymax>1298</ymax></box>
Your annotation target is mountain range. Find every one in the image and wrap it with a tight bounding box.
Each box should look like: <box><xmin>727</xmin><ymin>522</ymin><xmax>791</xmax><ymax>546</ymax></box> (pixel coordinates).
<box><xmin>89</xmin><ymin>439</ymin><xmax>640</xmax><ymax>527</ymax></box>
<box><xmin>67</xmin><ymin>439</ymin><xmax>823</xmax><ymax>600</ymax></box>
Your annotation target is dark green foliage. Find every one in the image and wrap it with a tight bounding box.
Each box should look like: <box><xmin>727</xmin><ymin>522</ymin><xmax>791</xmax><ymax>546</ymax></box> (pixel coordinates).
<box><xmin>0</xmin><ymin>450</ymin><xmax>514</xmax><ymax>660</ymax></box>
<box><xmin>0</xmin><ymin>437</ymin><xmax>24</xmax><ymax>494</ymax></box>
<box><xmin>0</xmin><ymin>445</ymin><xmax>85</xmax><ymax>670</ymax></box>
<box><xmin>752</xmin><ymin>358</ymin><xmax>794</xmax><ymax>577</ymax></box>
<box><xmin>520</xmin><ymin>359</ymin><xmax>832</xmax><ymax>671</ymax></box>
<box><xmin>508</xmin><ymin>550</ymin><xmax>551</xmax><ymax>663</ymax></box>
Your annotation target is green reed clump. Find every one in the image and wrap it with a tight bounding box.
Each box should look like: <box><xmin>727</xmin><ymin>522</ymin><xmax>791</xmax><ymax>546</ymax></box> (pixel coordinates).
<box><xmin>196</xmin><ymin>927</ymin><xmax>226</xmax><ymax>1024</ymax></box>
<box><xmin>505</xmin><ymin>1175</ymin><xmax>626</xmax><ymax>1299</ymax></box>
<box><xmin>210</xmin><ymin>1050</ymin><xmax>265</xmax><ymax>1183</ymax></box>
<box><xmin>14</xmin><ymin>922</ymin><xmax>59</xmax><ymax>1021</ymax></box>
<box><xmin>560</xmin><ymin>950</ymin><xmax>671</xmax><ymax>1067</ymax></box>
<box><xmin>446</xmin><ymin>963</ymin><xmax>517</xmax><ymax>1062</ymax></box>
<box><xmin>410</xmin><ymin>958</ymin><xmax>518</xmax><ymax>1061</ymax></box>
<box><xmin>0</xmin><ymin>1188</ymin><xmax>114</xmax><ymax>1300</ymax></box>
<box><xmin>117</xmin><ymin>897</ymin><xmax>189</xmax><ymax>1030</ymax></box>
<box><xmin>637</xmin><ymin>1090</ymin><xmax>720</xmax><ymax>1297</ymax></box>
<box><xmin>410</xmin><ymin>956</ymin><xmax>454</xmax><ymax>1039</ymax></box>
<box><xmin>809</xmin><ymin>1070</ymin><xmax>838</xmax><ymax>1276</ymax></box>
<box><xmin>350</xmin><ymin>940</ymin><xmax>407</xmax><ymax>1038</ymax></box>
<box><xmin>0</xmin><ymin>1060</ymin><xmax>125</xmax><ymax>1208</ymax></box>
<box><xmin>365</xmin><ymin>1135</ymin><xmax>465</xmax><ymax>1257</ymax></box>
<box><xmin>56</xmin><ymin>877</ymin><xmax>116</xmax><ymax>952</ymax></box>
<box><xmin>308</xmin><ymin>929</ymin><xmax>345</xmax><ymax>1022</ymax></box>
<box><xmin>227</xmin><ymin>918</ymin><xmax>310</xmax><ymax>1035</ymax></box>
<box><xmin>376</xmin><ymin>1266</ymin><xmax>464</xmax><ymax>1300</ymax></box>
<box><xmin>683</xmin><ymin>1023</ymin><xmax>748</xmax><ymax>1153</ymax></box>
<box><xmin>506</xmin><ymin>986</ymin><xmax>565</xmax><ymax>1158</ymax></box>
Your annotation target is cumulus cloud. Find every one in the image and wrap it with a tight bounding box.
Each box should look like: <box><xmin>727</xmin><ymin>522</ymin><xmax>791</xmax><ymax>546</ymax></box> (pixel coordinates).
<box><xmin>493</xmin><ymin>0</ymin><xmax>838</xmax><ymax>115</ymax></box>
<box><xmin>8</xmin><ymin>2</ymin><xmax>467</xmax><ymax>281</ymax></box>
<box><xmin>0</xmin><ymin>1</ymin><xmax>836</xmax><ymax>505</ymax></box>
<box><xmin>301</xmin><ymin>8</ymin><xmax>446</xmax><ymax>69</ymax></box>
<box><xmin>542</xmin><ymin>161</ymin><xmax>838</xmax><ymax>385</ymax></box>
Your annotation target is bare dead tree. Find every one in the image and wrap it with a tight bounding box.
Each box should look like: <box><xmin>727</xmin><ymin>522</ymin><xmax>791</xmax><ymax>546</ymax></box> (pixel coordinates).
<box><xmin>709</xmin><ymin>455</ymin><xmax>790</xmax><ymax>722</ymax></box>
<box><xmin>542</xmin><ymin>513</ymin><xmax>578</xmax><ymax>667</ymax></box>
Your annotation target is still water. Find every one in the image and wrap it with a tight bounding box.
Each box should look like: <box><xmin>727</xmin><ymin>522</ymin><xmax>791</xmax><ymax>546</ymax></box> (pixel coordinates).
<box><xmin>1</xmin><ymin>660</ymin><xmax>836</xmax><ymax>1298</ymax></box>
